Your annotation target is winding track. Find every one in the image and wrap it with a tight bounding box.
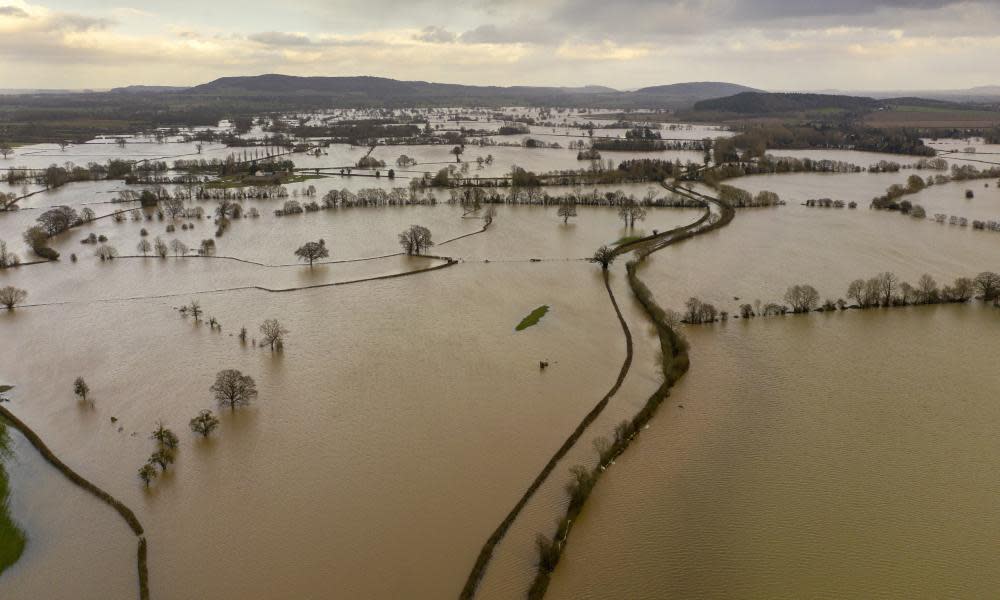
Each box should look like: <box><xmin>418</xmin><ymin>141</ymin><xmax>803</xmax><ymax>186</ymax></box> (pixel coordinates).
<box><xmin>3</xmin><ymin>182</ymin><xmax>731</xmax><ymax>600</ymax></box>
<box><xmin>462</xmin><ymin>182</ymin><xmax>734</xmax><ymax>599</ymax></box>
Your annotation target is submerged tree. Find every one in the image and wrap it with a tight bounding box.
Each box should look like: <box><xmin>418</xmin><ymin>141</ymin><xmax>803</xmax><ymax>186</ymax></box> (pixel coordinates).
<box><xmin>170</xmin><ymin>239</ymin><xmax>189</xmax><ymax>257</ymax></box>
<box><xmin>188</xmin><ymin>300</ymin><xmax>203</xmax><ymax>322</ymax></box>
<box><xmin>617</xmin><ymin>199</ymin><xmax>646</xmax><ymax>228</ymax></box>
<box><xmin>189</xmin><ymin>409</ymin><xmax>220</xmax><ymax>438</ymax></box>
<box><xmin>136</xmin><ymin>239</ymin><xmax>152</xmax><ymax>256</ymax></box>
<box><xmin>784</xmin><ymin>284</ymin><xmax>820</xmax><ymax>313</ymax></box>
<box><xmin>398</xmin><ymin>225</ymin><xmax>434</xmax><ymax>255</ymax></box>
<box><xmin>974</xmin><ymin>271</ymin><xmax>1000</xmax><ymax>302</ymax></box>
<box><xmin>592</xmin><ymin>245</ymin><xmax>615</xmax><ymax>270</ymax></box>
<box><xmin>73</xmin><ymin>377</ymin><xmax>89</xmax><ymax>402</ymax></box>
<box><xmin>294</xmin><ymin>239</ymin><xmax>329</xmax><ymax>267</ymax></box>
<box><xmin>211</xmin><ymin>369</ymin><xmax>258</xmax><ymax>411</ymax></box>
<box><xmin>0</xmin><ymin>285</ymin><xmax>27</xmax><ymax>309</ymax></box>
<box><xmin>138</xmin><ymin>463</ymin><xmax>158</xmax><ymax>487</ymax></box>
<box><xmin>557</xmin><ymin>201</ymin><xmax>577</xmax><ymax>224</ymax></box>
<box><xmin>151</xmin><ymin>422</ymin><xmax>179</xmax><ymax>450</ymax></box>
<box><xmin>149</xmin><ymin>448</ymin><xmax>175</xmax><ymax>471</ymax></box>
<box><xmin>259</xmin><ymin>318</ymin><xmax>288</xmax><ymax>350</ymax></box>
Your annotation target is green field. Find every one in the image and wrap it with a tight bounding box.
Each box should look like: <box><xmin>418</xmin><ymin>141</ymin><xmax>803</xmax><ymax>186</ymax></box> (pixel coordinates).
<box><xmin>0</xmin><ymin>412</ymin><xmax>27</xmax><ymax>576</ymax></box>
<box><xmin>516</xmin><ymin>305</ymin><xmax>550</xmax><ymax>331</ymax></box>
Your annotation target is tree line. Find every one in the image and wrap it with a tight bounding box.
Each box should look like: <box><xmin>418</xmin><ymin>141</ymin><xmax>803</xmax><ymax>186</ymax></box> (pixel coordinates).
<box><xmin>681</xmin><ymin>271</ymin><xmax>1000</xmax><ymax>325</ymax></box>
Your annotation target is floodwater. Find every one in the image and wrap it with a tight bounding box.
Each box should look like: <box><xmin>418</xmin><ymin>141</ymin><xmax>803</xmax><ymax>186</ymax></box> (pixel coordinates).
<box><xmin>549</xmin><ymin>305</ymin><xmax>1000</xmax><ymax>599</ymax></box>
<box><xmin>3</xmin><ymin>132</ymin><xmax>999</xmax><ymax>600</ymax></box>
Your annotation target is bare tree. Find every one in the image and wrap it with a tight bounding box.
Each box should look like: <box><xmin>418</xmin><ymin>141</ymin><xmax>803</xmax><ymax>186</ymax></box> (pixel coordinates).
<box><xmin>783</xmin><ymin>284</ymin><xmax>820</xmax><ymax>313</ymax></box>
<box><xmin>876</xmin><ymin>272</ymin><xmax>898</xmax><ymax>306</ymax></box>
<box><xmin>846</xmin><ymin>279</ymin><xmax>865</xmax><ymax>307</ymax></box>
<box><xmin>0</xmin><ymin>241</ymin><xmax>19</xmax><ymax>268</ymax></box>
<box><xmin>259</xmin><ymin>318</ymin><xmax>288</xmax><ymax>350</ymax></box>
<box><xmin>0</xmin><ymin>285</ymin><xmax>27</xmax><ymax>309</ymax></box>
<box><xmin>617</xmin><ymin>199</ymin><xmax>646</xmax><ymax>228</ymax></box>
<box><xmin>557</xmin><ymin>201</ymin><xmax>578</xmax><ymax>224</ymax></box>
<box><xmin>170</xmin><ymin>239</ymin><xmax>189</xmax><ymax>257</ymax></box>
<box><xmin>154</xmin><ymin>237</ymin><xmax>168</xmax><ymax>258</ymax></box>
<box><xmin>162</xmin><ymin>197</ymin><xmax>185</xmax><ymax>220</ymax></box>
<box><xmin>592</xmin><ymin>245</ymin><xmax>616</xmax><ymax>270</ymax></box>
<box><xmin>917</xmin><ymin>274</ymin><xmax>939</xmax><ymax>304</ymax></box>
<box><xmin>211</xmin><ymin>369</ymin><xmax>258</xmax><ymax>411</ymax></box>
<box><xmin>137</xmin><ymin>239</ymin><xmax>152</xmax><ymax>256</ymax></box>
<box><xmin>294</xmin><ymin>239</ymin><xmax>329</xmax><ymax>267</ymax></box>
<box><xmin>188</xmin><ymin>300</ymin><xmax>203</xmax><ymax>322</ymax></box>
<box><xmin>0</xmin><ymin>143</ymin><xmax>12</xmax><ymax>159</ymax></box>
<box><xmin>398</xmin><ymin>225</ymin><xmax>434</xmax><ymax>255</ymax></box>
<box><xmin>974</xmin><ymin>271</ymin><xmax>1000</xmax><ymax>301</ymax></box>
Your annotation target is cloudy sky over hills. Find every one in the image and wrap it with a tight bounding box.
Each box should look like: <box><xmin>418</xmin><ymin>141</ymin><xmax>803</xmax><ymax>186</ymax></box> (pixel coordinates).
<box><xmin>1</xmin><ymin>0</ymin><xmax>997</xmax><ymax>89</ymax></box>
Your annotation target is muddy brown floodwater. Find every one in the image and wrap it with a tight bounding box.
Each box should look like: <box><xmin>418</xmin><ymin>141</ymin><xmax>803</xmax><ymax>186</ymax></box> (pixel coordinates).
<box><xmin>548</xmin><ymin>305</ymin><xmax>1000</xmax><ymax>599</ymax></box>
<box><xmin>2</xmin><ymin>132</ymin><xmax>998</xmax><ymax>600</ymax></box>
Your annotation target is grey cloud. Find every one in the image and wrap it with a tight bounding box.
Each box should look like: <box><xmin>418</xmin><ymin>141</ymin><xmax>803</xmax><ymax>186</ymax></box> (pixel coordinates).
<box><xmin>414</xmin><ymin>25</ymin><xmax>456</xmax><ymax>43</ymax></box>
<box><xmin>459</xmin><ymin>23</ymin><xmax>551</xmax><ymax>44</ymax></box>
<box><xmin>0</xmin><ymin>5</ymin><xmax>28</xmax><ymax>17</ymax></box>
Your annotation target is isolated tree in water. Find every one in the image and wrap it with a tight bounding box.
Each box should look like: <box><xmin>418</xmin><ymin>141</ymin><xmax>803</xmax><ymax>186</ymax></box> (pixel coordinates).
<box><xmin>73</xmin><ymin>377</ymin><xmax>89</xmax><ymax>402</ymax></box>
<box><xmin>136</xmin><ymin>239</ymin><xmax>152</xmax><ymax>256</ymax></box>
<box><xmin>398</xmin><ymin>225</ymin><xmax>434</xmax><ymax>255</ymax></box>
<box><xmin>294</xmin><ymin>239</ymin><xmax>329</xmax><ymax>267</ymax></box>
<box><xmin>557</xmin><ymin>201</ymin><xmax>577</xmax><ymax>224</ymax></box>
<box><xmin>0</xmin><ymin>285</ymin><xmax>27</xmax><ymax>309</ymax></box>
<box><xmin>259</xmin><ymin>319</ymin><xmax>288</xmax><ymax>350</ymax></box>
<box><xmin>189</xmin><ymin>409</ymin><xmax>220</xmax><ymax>438</ymax></box>
<box><xmin>211</xmin><ymin>369</ymin><xmax>258</xmax><ymax>411</ymax></box>
<box><xmin>592</xmin><ymin>245</ymin><xmax>616</xmax><ymax>271</ymax></box>
<box><xmin>188</xmin><ymin>300</ymin><xmax>203</xmax><ymax>322</ymax></box>
<box><xmin>138</xmin><ymin>463</ymin><xmax>158</xmax><ymax>487</ymax></box>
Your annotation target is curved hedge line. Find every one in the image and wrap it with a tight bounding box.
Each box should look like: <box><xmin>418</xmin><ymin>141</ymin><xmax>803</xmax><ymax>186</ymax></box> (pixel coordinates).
<box><xmin>0</xmin><ymin>404</ymin><xmax>149</xmax><ymax>598</ymax></box>
<box><xmin>525</xmin><ymin>191</ymin><xmax>735</xmax><ymax>599</ymax></box>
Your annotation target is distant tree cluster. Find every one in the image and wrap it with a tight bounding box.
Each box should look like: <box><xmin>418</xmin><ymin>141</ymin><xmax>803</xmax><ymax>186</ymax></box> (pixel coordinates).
<box><xmin>687</xmin><ymin>270</ymin><xmax>1000</xmax><ymax>326</ymax></box>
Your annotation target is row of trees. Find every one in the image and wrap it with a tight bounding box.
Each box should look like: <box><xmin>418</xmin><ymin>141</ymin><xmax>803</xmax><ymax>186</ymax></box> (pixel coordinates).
<box><xmin>716</xmin><ymin>185</ymin><xmax>783</xmax><ymax>208</ymax></box>
<box><xmin>686</xmin><ymin>271</ymin><xmax>1000</xmax><ymax>325</ymax></box>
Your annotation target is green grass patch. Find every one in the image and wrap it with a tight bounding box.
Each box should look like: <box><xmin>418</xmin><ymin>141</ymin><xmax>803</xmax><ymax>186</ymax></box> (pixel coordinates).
<box><xmin>611</xmin><ymin>235</ymin><xmax>642</xmax><ymax>246</ymax></box>
<box><xmin>516</xmin><ymin>305</ymin><xmax>550</xmax><ymax>331</ymax></box>
<box><xmin>0</xmin><ymin>420</ymin><xmax>26</xmax><ymax>576</ymax></box>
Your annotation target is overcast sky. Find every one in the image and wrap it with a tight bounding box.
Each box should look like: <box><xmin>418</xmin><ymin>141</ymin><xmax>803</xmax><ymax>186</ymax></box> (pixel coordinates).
<box><xmin>1</xmin><ymin>0</ymin><xmax>997</xmax><ymax>90</ymax></box>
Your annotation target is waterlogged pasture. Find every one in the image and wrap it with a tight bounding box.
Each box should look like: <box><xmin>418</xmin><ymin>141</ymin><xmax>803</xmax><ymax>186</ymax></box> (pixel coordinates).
<box><xmin>1</xmin><ymin>129</ymin><xmax>998</xmax><ymax>600</ymax></box>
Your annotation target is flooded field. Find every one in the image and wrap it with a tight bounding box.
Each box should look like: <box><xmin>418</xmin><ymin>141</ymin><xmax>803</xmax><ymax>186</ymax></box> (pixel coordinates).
<box><xmin>548</xmin><ymin>305</ymin><xmax>1000</xmax><ymax>599</ymax></box>
<box><xmin>2</xmin><ymin>122</ymin><xmax>998</xmax><ymax>600</ymax></box>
